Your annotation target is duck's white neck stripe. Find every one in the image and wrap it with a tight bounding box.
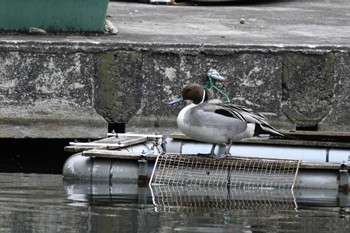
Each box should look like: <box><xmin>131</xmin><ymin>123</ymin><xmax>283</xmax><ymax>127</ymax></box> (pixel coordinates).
<box><xmin>200</xmin><ymin>90</ymin><xmax>206</xmax><ymax>104</ymax></box>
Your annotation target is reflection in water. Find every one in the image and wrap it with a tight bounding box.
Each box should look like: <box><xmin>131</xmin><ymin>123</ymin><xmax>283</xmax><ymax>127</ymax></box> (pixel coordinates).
<box><xmin>151</xmin><ymin>185</ymin><xmax>297</xmax><ymax>212</ymax></box>
<box><xmin>0</xmin><ymin>173</ymin><xmax>90</xmax><ymax>232</ymax></box>
<box><xmin>0</xmin><ymin>173</ymin><xmax>349</xmax><ymax>233</ymax></box>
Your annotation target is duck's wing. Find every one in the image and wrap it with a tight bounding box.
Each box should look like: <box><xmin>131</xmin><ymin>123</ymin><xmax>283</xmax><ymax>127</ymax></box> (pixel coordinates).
<box><xmin>213</xmin><ymin>103</ymin><xmax>284</xmax><ymax>137</ymax></box>
<box><xmin>213</xmin><ymin>105</ymin><xmax>247</xmax><ymax>122</ymax></box>
<box><xmin>216</xmin><ymin>103</ymin><xmax>267</xmax><ymax>124</ymax></box>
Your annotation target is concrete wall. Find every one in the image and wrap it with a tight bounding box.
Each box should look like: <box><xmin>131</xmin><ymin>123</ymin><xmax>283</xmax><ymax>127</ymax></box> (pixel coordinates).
<box><xmin>120</xmin><ymin>44</ymin><xmax>350</xmax><ymax>133</ymax></box>
<box><xmin>0</xmin><ymin>40</ymin><xmax>107</xmax><ymax>138</ymax></box>
<box><xmin>0</xmin><ymin>40</ymin><xmax>349</xmax><ymax>138</ymax></box>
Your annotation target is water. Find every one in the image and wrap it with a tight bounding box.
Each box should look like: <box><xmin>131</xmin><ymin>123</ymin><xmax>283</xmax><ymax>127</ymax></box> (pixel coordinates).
<box><xmin>0</xmin><ymin>173</ymin><xmax>349</xmax><ymax>233</ymax></box>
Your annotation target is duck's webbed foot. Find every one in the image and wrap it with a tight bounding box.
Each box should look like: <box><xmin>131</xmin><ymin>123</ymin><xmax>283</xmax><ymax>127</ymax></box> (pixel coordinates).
<box><xmin>215</xmin><ymin>154</ymin><xmax>228</xmax><ymax>159</ymax></box>
<box><xmin>215</xmin><ymin>140</ymin><xmax>233</xmax><ymax>159</ymax></box>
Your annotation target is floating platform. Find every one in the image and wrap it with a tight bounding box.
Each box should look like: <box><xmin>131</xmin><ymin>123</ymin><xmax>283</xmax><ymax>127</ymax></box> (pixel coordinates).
<box><xmin>63</xmin><ymin>132</ymin><xmax>350</xmax><ymax>211</ymax></box>
<box><xmin>63</xmin><ymin>132</ymin><xmax>350</xmax><ymax>190</ymax></box>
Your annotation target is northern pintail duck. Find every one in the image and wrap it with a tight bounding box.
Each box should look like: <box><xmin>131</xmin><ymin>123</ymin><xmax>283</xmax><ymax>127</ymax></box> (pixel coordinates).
<box><xmin>169</xmin><ymin>83</ymin><xmax>283</xmax><ymax>157</ymax></box>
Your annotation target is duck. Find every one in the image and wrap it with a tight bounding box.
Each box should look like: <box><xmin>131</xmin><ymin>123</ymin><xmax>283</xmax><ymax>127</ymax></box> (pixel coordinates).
<box><xmin>169</xmin><ymin>83</ymin><xmax>284</xmax><ymax>157</ymax></box>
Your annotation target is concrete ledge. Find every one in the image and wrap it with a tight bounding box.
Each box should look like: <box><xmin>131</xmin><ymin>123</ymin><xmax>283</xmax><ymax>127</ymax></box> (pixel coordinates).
<box><xmin>121</xmin><ymin>46</ymin><xmax>350</xmax><ymax>133</ymax></box>
<box><xmin>1</xmin><ymin>38</ymin><xmax>350</xmax><ymax>137</ymax></box>
<box><xmin>0</xmin><ymin>40</ymin><xmax>108</xmax><ymax>138</ymax></box>
<box><xmin>1</xmin><ymin>1</ymin><xmax>350</xmax><ymax>138</ymax></box>
<box><xmin>0</xmin><ymin>108</ymin><xmax>106</xmax><ymax>138</ymax></box>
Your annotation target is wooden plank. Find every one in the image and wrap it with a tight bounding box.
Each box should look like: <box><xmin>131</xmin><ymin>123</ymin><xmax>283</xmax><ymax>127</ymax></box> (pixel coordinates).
<box><xmin>170</xmin><ymin>132</ymin><xmax>192</xmax><ymax>140</ymax></box>
<box><xmin>300</xmin><ymin>162</ymin><xmax>342</xmax><ymax>170</ymax></box>
<box><xmin>82</xmin><ymin>149</ymin><xmax>157</xmax><ymax>160</ymax></box>
<box><xmin>283</xmin><ymin>130</ymin><xmax>350</xmax><ymax>138</ymax></box>
<box><xmin>68</xmin><ymin>142</ymin><xmax>118</xmax><ymax>149</ymax></box>
<box><xmin>77</xmin><ymin>148</ymin><xmax>343</xmax><ymax>170</ymax></box>
<box><xmin>64</xmin><ymin>135</ymin><xmax>156</xmax><ymax>152</ymax></box>
<box><xmin>117</xmin><ymin>136</ymin><xmax>148</xmax><ymax>147</ymax></box>
<box><xmin>64</xmin><ymin>145</ymin><xmax>88</xmax><ymax>153</ymax></box>
<box><xmin>170</xmin><ymin>132</ymin><xmax>350</xmax><ymax>149</ymax></box>
<box><xmin>68</xmin><ymin>136</ymin><xmax>148</xmax><ymax>149</ymax></box>
<box><xmin>107</xmin><ymin>133</ymin><xmax>163</xmax><ymax>139</ymax></box>
<box><xmin>241</xmin><ymin>138</ymin><xmax>350</xmax><ymax>148</ymax></box>
<box><xmin>83</xmin><ymin>149</ymin><xmax>141</xmax><ymax>158</ymax></box>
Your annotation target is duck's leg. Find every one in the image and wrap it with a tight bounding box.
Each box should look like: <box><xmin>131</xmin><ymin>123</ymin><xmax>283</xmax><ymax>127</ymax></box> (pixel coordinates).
<box><xmin>209</xmin><ymin>144</ymin><xmax>217</xmax><ymax>156</ymax></box>
<box><xmin>216</xmin><ymin>140</ymin><xmax>233</xmax><ymax>159</ymax></box>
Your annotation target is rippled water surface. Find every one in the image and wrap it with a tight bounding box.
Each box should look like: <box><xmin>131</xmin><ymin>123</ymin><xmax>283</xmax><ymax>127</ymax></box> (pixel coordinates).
<box><xmin>0</xmin><ymin>173</ymin><xmax>349</xmax><ymax>233</ymax></box>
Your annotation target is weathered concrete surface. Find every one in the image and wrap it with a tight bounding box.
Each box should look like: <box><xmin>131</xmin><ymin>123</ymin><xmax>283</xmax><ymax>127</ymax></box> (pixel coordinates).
<box><xmin>94</xmin><ymin>51</ymin><xmax>143</xmax><ymax>123</ymax></box>
<box><xmin>123</xmin><ymin>48</ymin><xmax>345</xmax><ymax>132</ymax></box>
<box><xmin>281</xmin><ymin>53</ymin><xmax>334</xmax><ymax>128</ymax></box>
<box><xmin>109</xmin><ymin>0</ymin><xmax>350</xmax><ymax>132</ymax></box>
<box><xmin>1</xmin><ymin>0</ymin><xmax>350</xmax><ymax>138</ymax></box>
<box><xmin>0</xmin><ymin>43</ymin><xmax>107</xmax><ymax>138</ymax></box>
<box><xmin>111</xmin><ymin>0</ymin><xmax>350</xmax><ymax>47</ymax></box>
<box><xmin>323</xmin><ymin>52</ymin><xmax>350</xmax><ymax>132</ymax></box>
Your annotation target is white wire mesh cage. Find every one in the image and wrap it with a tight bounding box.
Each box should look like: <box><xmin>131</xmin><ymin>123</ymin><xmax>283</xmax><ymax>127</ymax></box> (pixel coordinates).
<box><xmin>151</xmin><ymin>184</ymin><xmax>297</xmax><ymax>212</ymax></box>
<box><xmin>149</xmin><ymin>153</ymin><xmax>300</xmax><ymax>212</ymax></box>
<box><xmin>150</xmin><ymin>153</ymin><xmax>300</xmax><ymax>190</ymax></box>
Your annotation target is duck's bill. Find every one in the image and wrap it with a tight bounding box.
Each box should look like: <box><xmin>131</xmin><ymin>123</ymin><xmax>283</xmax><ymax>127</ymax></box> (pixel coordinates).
<box><xmin>169</xmin><ymin>96</ymin><xmax>184</xmax><ymax>105</ymax></box>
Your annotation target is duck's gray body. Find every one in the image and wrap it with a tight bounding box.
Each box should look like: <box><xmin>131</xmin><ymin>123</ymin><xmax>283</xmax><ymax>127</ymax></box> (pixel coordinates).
<box><xmin>177</xmin><ymin>102</ymin><xmax>256</xmax><ymax>144</ymax></box>
<box><xmin>170</xmin><ymin>83</ymin><xmax>283</xmax><ymax>155</ymax></box>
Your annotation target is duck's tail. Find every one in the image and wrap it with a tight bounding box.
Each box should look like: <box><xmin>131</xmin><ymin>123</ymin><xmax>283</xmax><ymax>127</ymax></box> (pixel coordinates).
<box><xmin>254</xmin><ymin>123</ymin><xmax>299</xmax><ymax>140</ymax></box>
<box><xmin>254</xmin><ymin>123</ymin><xmax>285</xmax><ymax>138</ymax></box>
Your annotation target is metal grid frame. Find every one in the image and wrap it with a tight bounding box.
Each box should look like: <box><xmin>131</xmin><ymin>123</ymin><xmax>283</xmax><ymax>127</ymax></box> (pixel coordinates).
<box><xmin>150</xmin><ymin>153</ymin><xmax>300</xmax><ymax>190</ymax></box>
<box><xmin>151</xmin><ymin>184</ymin><xmax>297</xmax><ymax>212</ymax></box>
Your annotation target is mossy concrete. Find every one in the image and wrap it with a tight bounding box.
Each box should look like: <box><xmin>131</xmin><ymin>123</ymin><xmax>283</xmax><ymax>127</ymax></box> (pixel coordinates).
<box><xmin>281</xmin><ymin>53</ymin><xmax>334</xmax><ymax>128</ymax></box>
<box><xmin>124</xmin><ymin>48</ymin><xmax>349</xmax><ymax>133</ymax></box>
<box><xmin>1</xmin><ymin>40</ymin><xmax>350</xmax><ymax>137</ymax></box>
<box><xmin>1</xmin><ymin>0</ymin><xmax>350</xmax><ymax>138</ymax></box>
<box><xmin>0</xmin><ymin>42</ymin><xmax>107</xmax><ymax>138</ymax></box>
<box><xmin>94</xmin><ymin>51</ymin><xmax>143</xmax><ymax>123</ymax></box>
